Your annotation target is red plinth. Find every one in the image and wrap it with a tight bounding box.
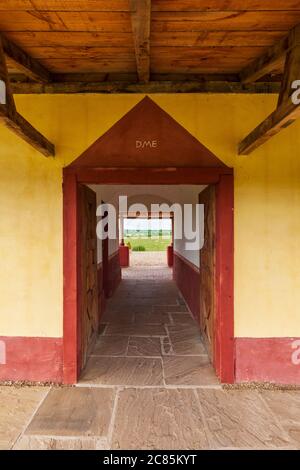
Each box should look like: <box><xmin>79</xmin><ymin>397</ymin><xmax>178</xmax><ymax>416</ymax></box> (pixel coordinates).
<box><xmin>119</xmin><ymin>244</ymin><xmax>129</xmax><ymax>267</ymax></box>
<box><xmin>167</xmin><ymin>245</ymin><xmax>173</xmax><ymax>267</ymax></box>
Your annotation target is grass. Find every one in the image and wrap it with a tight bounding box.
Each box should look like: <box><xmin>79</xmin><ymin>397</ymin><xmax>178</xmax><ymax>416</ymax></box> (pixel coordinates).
<box><xmin>124</xmin><ymin>236</ymin><xmax>171</xmax><ymax>252</ymax></box>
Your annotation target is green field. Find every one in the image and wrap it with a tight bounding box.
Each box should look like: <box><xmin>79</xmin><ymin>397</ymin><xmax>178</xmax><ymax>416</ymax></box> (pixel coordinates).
<box><xmin>124</xmin><ymin>236</ymin><xmax>171</xmax><ymax>252</ymax></box>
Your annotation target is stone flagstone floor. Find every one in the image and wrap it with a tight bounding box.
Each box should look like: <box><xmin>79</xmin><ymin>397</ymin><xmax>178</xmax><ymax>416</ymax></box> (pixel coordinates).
<box><xmin>1</xmin><ymin>263</ymin><xmax>300</xmax><ymax>450</ymax></box>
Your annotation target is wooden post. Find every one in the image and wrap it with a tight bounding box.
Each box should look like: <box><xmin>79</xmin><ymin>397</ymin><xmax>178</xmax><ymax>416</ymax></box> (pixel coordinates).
<box><xmin>277</xmin><ymin>27</ymin><xmax>300</xmax><ymax>107</ymax></box>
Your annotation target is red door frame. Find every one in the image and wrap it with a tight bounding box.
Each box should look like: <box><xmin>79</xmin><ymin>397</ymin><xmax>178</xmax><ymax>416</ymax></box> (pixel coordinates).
<box><xmin>101</xmin><ymin>200</ymin><xmax>109</xmax><ymax>298</ymax></box>
<box><xmin>63</xmin><ymin>167</ymin><xmax>234</xmax><ymax>384</ymax></box>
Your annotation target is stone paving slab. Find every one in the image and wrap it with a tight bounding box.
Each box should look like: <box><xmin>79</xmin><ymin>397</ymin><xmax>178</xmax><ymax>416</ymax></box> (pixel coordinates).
<box><xmin>0</xmin><ymin>386</ymin><xmax>49</xmax><ymax>450</ymax></box>
<box><xmin>163</xmin><ymin>356</ymin><xmax>218</xmax><ymax>386</ymax></box>
<box><xmin>196</xmin><ymin>389</ymin><xmax>292</xmax><ymax>449</ymax></box>
<box><xmin>259</xmin><ymin>390</ymin><xmax>300</xmax><ymax>448</ymax></box>
<box><xmin>111</xmin><ymin>387</ymin><xmax>209</xmax><ymax>450</ymax></box>
<box><xmin>80</xmin><ymin>356</ymin><xmax>164</xmax><ymax>386</ymax></box>
<box><xmin>24</xmin><ymin>387</ymin><xmax>115</xmax><ymax>438</ymax></box>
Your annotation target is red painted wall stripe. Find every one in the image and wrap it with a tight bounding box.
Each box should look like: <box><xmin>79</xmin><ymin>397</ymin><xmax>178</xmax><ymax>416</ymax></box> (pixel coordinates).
<box><xmin>0</xmin><ymin>337</ymin><xmax>63</xmax><ymax>383</ymax></box>
<box><xmin>107</xmin><ymin>251</ymin><xmax>122</xmax><ymax>297</ymax></box>
<box><xmin>235</xmin><ymin>338</ymin><xmax>300</xmax><ymax>385</ymax></box>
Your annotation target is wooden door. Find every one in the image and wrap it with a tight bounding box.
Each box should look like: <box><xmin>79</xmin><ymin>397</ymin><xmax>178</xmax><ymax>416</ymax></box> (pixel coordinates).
<box><xmin>199</xmin><ymin>185</ymin><xmax>216</xmax><ymax>361</ymax></box>
<box><xmin>79</xmin><ymin>185</ymin><xmax>98</xmax><ymax>369</ymax></box>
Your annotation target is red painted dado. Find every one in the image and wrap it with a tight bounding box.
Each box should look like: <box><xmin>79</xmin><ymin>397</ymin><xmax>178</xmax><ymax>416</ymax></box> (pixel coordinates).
<box><xmin>173</xmin><ymin>251</ymin><xmax>200</xmax><ymax>321</ymax></box>
<box><xmin>97</xmin><ymin>251</ymin><xmax>121</xmax><ymax>322</ymax></box>
<box><xmin>235</xmin><ymin>338</ymin><xmax>300</xmax><ymax>384</ymax></box>
<box><xmin>97</xmin><ymin>262</ymin><xmax>106</xmax><ymax>324</ymax></box>
<box><xmin>0</xmin><ymin>336</ymin><xmax>63</xmax><ymax>383</ymax></box>
<box><xmin>119</xmin><ymin>244</ymin><xmax>129</xmax><ymax>267</ymax></box>
<box><xmin>167</xmin><ymin>245</ymin><xmax>173</xmax><ymax>268</ymax></box>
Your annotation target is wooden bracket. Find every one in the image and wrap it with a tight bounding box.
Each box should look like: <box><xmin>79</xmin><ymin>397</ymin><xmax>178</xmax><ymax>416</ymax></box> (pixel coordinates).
<box><xmin>239</xmin><ymin>25</ymin><xmax>300</xmax><ymax>155</ymax></box>
<box><xmin>0</xmin><ymin>36</ymin><xmax>55</xmax><ymax>157</ymax></box>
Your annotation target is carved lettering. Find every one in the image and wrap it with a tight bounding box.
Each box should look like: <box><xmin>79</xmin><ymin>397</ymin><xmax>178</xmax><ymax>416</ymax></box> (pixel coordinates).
<box><xmin>136</xmin><ymin>140</ymin><xmax>158</xmax><ymax>149</ymax></box>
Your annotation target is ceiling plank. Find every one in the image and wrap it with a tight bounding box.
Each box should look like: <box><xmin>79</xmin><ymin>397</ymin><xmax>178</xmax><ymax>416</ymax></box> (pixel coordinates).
<box><xmin>151</xmin><ymin>11</ymin><xmax>300</xmax><ymax>32</ymax></box>
<box><xmin>0</xmin><ymin>36</ymin><xmax>54</xmax><ymax>156</ymax></box>
<box><xmin>1</xmin><ymin>0</ymin><xmax>300</xmax><ymax>11</ymax></box>
<box><xmin>0</xmin><ymin>10</ymin><xmax>299</xmax><ymax>33</ymax></box>
<box><xmin>129</xmin><ymin>0</ymin><xmax>151</xmax><ymax>83</ymax></box>
<box><xmin>151</xmin><ymin>1</ymin><xmax>300</xmax><ymax>11</ymax></box>
<box><xmin>4</xmin><ymin>31</ymin><xmax>134</xmax><ymax>48</ymax></box>
<box><xmin>0</xmin><ymin>1</ymin><xmax>131</xmax><ymax>11</ymax></box>
<box><xmin>239</xmin><ymin>25</ymin><xmax>300</xmax><ymax>155</ymax></box>
<box><xmin>2</xmin><ymin>35</ymin><xmax>51</xmax><ymax>82</ymax></box>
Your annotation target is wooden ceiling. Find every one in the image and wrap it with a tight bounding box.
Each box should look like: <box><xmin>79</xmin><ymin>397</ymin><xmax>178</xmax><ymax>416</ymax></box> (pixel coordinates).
<box><xmin>1</xmin><ymin>0</ymin><xmax>300</xmax><ymax>91</ymax></box>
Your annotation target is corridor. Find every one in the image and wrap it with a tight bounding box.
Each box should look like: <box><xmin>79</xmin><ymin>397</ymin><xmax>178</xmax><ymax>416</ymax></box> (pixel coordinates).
<box><xmin>80</xmin><ymin>264</ymin><xmax>217</xmax><ymax>387</ymax></box>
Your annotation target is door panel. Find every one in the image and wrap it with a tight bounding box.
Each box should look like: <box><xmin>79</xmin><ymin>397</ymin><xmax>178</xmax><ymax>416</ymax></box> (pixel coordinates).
<box><xmin>199</xmin><ymin>185</ymin><xmax>216</xmax><ymax>361</ymax></box>
<box><xmin>79</xmin><ymin>185</ymin><xmax>98</xmax><ymax>369</ymax></box>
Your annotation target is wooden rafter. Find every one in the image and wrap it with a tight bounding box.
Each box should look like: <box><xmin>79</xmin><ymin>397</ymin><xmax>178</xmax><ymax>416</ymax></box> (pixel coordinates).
<box><xmin>9</xmin><ymin>80</ymin><xmax>281</xmax><ymax>95</ymax></box>
<box><xmin>2</xmin><ymin>35</ymin><xmax>51</xmax><ymax>83</ymax></box>
<box><xmin>0</xmin><ymin>36</ymin><xmax>55</xmax><ymax>157</ymax></box>
<box><xmin>129</xmin><ymin>0</ymin><xmax>151</xmax><ymax>83</ymax></box>
<box><xmin>239</xmin><ymin>25</ymin><xmax>300</xmax><ymax>155</ymax></box>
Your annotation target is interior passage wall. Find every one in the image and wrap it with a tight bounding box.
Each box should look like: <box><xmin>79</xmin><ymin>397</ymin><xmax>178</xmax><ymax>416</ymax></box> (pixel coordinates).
<box><xmin>173</xmin><ymin>198</ymin><xmax>204</xmax><ymax>269</ymax></box>
<box><xmin>92</xmin><ymin>188</ymin><xmax>120</xmax><ymax>263</ymax></box>
<box><xmin>0</xmin><ymin>94</ymin><xmax>300</xmax><ymax>341</ymax></box>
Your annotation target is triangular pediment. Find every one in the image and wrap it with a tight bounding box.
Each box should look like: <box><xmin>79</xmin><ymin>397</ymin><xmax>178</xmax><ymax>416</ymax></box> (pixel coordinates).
<box><xmin>69</xmin><ymin>96</ymin><xmax>227</xmax><ymax>169</ymax></box>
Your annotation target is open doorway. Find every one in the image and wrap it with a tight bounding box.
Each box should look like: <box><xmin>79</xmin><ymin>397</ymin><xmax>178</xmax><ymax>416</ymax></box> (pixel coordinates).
<box><xmin>77</xmin><ymin>184</ymin><xmax>217</xmax><ymax>387</ymax></box>
<box><xmin>122</xmin><ymin>217</ymin><xmax>172</xmax><ymax>268</ymax></box>
<box><xmin>65</xmin><ymin>179</ymin><xmax>233</xmax><ymax>387</ymax></box>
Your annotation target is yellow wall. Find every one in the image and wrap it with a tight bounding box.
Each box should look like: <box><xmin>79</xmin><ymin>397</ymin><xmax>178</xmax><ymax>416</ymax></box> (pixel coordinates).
<box><xmin>0</xmin><ymin>94</ymin><xmax>300</xmax><ymax>338</ymax></box>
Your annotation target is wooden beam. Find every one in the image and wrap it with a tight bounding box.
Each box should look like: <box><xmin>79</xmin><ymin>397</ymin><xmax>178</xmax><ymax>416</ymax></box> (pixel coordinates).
<box><xmin>0</xmin><ymin>108</ymin><xmax>55</xmax><ymax>156</ymax></box>
<box><xmin>238</xmin><ymin>100</ymin><xmax>300</xmax><ymax>155</ymax></box>
<box><xmin>240</xmin><ymin>25</ymin><xmax>300</xmax><ymax>84</ymax></box>
<box><xmin>0</xmin><ymin>37</ymin><xmax>54</xmax><ymax>157</ymax></box>
<box><xmin>240</xmin><ymin>36</ymin><xmax>288</xmax><ymax>84</ymax></box>
<box><xmin>239</xmin><ymin>26</ymin><xmax>300</xmax><ymax>155</ymax></box>
<box><xmin>2</xmin><ymin>35</ymin><xmax>51</xmax><ymax>83</ymax></box>
<box><xmin>129</xmin><ymin>0</ymin><xmax>151</xmax><ymax>83</ymax></box>
<box><xmin>10</xmin><ymin>80</ymin><xmax>281</xmax><ymax>95</ymax></box>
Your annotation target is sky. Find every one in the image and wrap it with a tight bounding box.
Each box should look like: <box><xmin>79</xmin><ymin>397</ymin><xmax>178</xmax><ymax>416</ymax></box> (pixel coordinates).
<box><xmin>124</xmin><ymin>218</ymin><xmax>171</xmax><ymax>231</ymax></box>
